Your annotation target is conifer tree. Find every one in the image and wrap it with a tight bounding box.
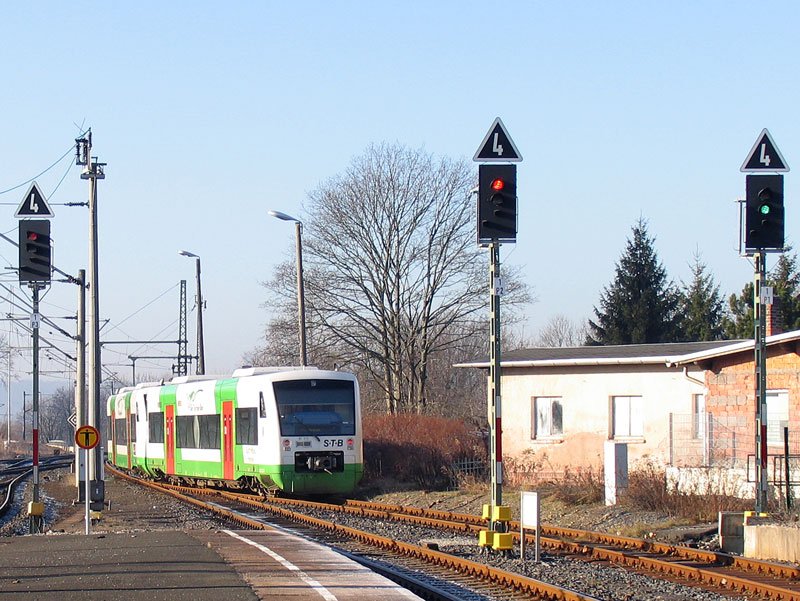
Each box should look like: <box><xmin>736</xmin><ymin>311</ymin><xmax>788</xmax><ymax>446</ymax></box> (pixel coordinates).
<box><xmin>769</xmin><ymin>251</ymin><xmax>800</xmax><ymax>330</ymax></box>
<box><xmin>723</xmin><ymin>248</ymin><xmax>800</xmax><ymax>337</ymax></box>
<box><xmin>587</xmin><ymin>218</ymin><xmax>683</xmax><ymax>345</ymax></box>
<box><xmin>721</xmin><ymin>282</ymin><xmax>754</xmax><ymax>339</ymax></box>
<box><xmin>680</xmin><ymin>252</ymin><xmax>724</xmax><ymax>341</ymax></box>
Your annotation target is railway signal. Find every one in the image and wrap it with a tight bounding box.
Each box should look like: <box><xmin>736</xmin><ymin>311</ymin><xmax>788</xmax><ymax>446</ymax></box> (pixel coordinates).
<box><xmin>473</xmin><ymin>118</ymin><xmax>523</xmax><ymax>550</ymax></box>
<box><xmin>739</xmin><ymin>129</ymin><xmax>791</xmax><ymax>514</ymax></box>
<box><xmin>18</xmin><ymin>220</ymin><xmax>52</xmax><ymax>283</ymax></box>
<box><xmin>478</xmin><ymin>164</ymin><xmax>517</xmax><ymax>243</ymax></box>
<box><xmin>745</xmin><ymin>174</ymin><xmax>784</xmax><ymax>251</ymax></box>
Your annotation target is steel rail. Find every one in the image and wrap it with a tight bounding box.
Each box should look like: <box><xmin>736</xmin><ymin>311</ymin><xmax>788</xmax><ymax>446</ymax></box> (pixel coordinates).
<box><xmin>347</xmin><ymin>498</ymin><xmax>800</xmax><ymax>580</ymax></box>
<box><xmin>107</xmin><ymin>466</ymin><xmax>601</xmax><ymax>601</ymax></box>
<box><xmin>228</xmin><ymin>491</ymin><xmax>800</xmax><ymax>600</ymax></box>
<box><xmin>0</xmin><ymin>470</ymin><xmax>31</xmax><ymax>517</ymax></box>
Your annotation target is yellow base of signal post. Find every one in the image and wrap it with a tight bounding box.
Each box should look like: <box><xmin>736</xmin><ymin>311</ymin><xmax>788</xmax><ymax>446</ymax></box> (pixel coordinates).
<box><xmin>478</xmin><ymin>504</ymin><xmax>513</xmax><ymax>550</ymax></box>
<box><xmin>27</xmin><ymin>501</ymin><xmax>44</xmax><ymax>517</ymax></box>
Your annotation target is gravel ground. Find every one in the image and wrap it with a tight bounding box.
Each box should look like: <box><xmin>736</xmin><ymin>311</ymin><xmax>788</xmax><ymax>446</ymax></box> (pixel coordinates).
<box><xmin>1</xmin><ymin>470</ymin><xmax>754</xmax><ymax>601</ymax></box>
<box><xmin>0</xmin><ymin>468</ymin><xmax>228</xmax><ymax>535</ymax></box>
<box><xmin>267</xmin><ymin>502</ymin><xmax>754</xmax><ymax>601</ymax></box>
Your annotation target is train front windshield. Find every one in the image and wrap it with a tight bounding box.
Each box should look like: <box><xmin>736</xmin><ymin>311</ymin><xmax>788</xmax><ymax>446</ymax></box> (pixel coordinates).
<box><xmin>273</xmin><ymin>379</ymin><xmax>356</xmax><ymax>436</ymax></box>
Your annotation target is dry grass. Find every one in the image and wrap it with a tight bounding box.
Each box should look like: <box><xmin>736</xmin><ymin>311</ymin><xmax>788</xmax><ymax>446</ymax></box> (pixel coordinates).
<box><xmin>620</xmin><ymin>460</ymin><xmax>751</xmax><ymax>521</ymax></box>
<box><xmin>361</xmin><ymin>415</ymin><xmax>756</xmax><ymax>523</ymax></box>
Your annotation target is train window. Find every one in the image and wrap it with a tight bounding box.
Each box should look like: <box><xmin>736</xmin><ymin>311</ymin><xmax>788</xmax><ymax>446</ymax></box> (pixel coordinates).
<box><xmin>198</xmin><ymin>414</ymin><xmax>221</xmax><ymax>449</ymax></box>
<box><xmin>149</xmin><ymin>411</ymin><xmax>165</xmax><ymax>443</ymax></box>
<box><xmin>273</xmin><ymin>379</ymin><xmax>356</xmax><ymax>436</ymax></box>
<box><xmin>176</xmin><ymin>415</ymin><xmax>196</xmax><ymax>448</ymax></box>
<box><xmin>236</xmin><ymin>408</ymin><xmax>258</xmax><ymax>445</ymax></box>
<box><xmin>115</xmin><ymin>418</ymin><xmax>127</xmax><ymax>444</ymax></box>
<box><xmin>259</xmin><ymin>392</ymin><xmax>266</xmax><ymax>419</ymax></box>
<box><xmin>130</xmin><ymin>419</ymin><xmax>136</xmax><ymax>443</ymax></box>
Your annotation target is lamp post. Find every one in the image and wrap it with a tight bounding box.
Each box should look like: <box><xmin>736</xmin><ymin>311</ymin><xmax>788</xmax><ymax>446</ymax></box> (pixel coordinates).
<box><xmin>178</xmin><ymin>250</ymin><xmax>205</xmax><ymax>375</ymax></box>
<box><xmin>268</xmin><ymin>210</ymin><xmax>307</xmax><ymax>367</ymax></box>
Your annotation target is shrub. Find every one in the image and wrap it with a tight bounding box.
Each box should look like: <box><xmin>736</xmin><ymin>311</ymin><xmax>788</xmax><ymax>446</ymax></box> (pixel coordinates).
<box><xmin>547</xmin><ymin>465</ymin><xmax>605</xmax><ymax>505</ymax></box>
<box><xmin>621</xmin><ymin>460</ymin><xmax>751</xmax><ymax>520</ymax></box>
<box><xmin>362</xmin><ymin>413</ymin><xmax>486</xmax><ymax>489</ymax></box>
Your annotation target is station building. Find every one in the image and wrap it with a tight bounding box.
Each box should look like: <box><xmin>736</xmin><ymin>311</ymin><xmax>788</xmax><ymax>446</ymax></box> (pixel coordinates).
<box><xmin>458</xmin><ymin>325</ymin><xmax>800</xmax><ymax>495</ymax></box>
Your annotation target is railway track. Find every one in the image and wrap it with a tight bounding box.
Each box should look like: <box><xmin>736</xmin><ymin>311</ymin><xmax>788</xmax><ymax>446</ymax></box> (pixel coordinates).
<box><xmin>110</xmin><ymin>468</ymin><xmax>800</xmax><ymax>601</ymax></box>
<box><xmin>261</xmin><ymin>495</ymin><xmax>800</xmax><ymax>601</ymax></box>
<box><xmin>108</xmin><ymin>465</ymin><xmax>602</xmax><ymax>601</ymax></box>
<box><xmin>0</xmin><ymin>455</ymin><xmax>74</xmax><ymax>517</ymax></box>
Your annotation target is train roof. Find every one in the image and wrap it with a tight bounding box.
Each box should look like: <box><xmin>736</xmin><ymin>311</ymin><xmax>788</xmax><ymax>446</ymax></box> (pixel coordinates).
<box><xmin>231</xmin><ymin>366</ymin><xmax>319</xmax><ymax>378</ymax></box>
<box><xmin>168</xmin><ymin>375</ymin><xmax>224</xmax><ymax>384</ymax></box>
<box><xmin>135</xmin><ymin>380</ymin><xmax>166</xmax><ymax>388</ymax></box>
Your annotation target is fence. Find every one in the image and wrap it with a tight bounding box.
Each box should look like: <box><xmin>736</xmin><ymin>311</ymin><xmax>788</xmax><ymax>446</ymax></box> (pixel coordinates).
<box><xmin>448</xmin><ymin>458</ymin><xmax>488</xmax><ymax>488</ymax></box>
<box><xmin>670</xmin><ymin>412</ymin><xmax>800</xmax><ymax>471</ymax></box>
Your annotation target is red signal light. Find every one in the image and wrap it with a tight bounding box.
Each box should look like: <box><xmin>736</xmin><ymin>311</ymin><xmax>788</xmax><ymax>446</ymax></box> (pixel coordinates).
<box><xmin>491</xmin><ymin>178</ymin><xmax>505</xmax><ymax>191</ymax></box>
<box><xmin>27</xmin><ymin>232</ymin><xmax>38</xmax><ymax>241</ymax></box>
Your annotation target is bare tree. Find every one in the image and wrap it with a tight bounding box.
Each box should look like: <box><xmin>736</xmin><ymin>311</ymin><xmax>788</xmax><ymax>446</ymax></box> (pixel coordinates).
<box><xmin>254</xmin><ymin>143</ymin><xmax>531</xmax><ymax>414</ymax></box>
<box><xmin>536</xmin><ymin>314</ymin><xmax>588</xmax><ymax>347</ymax></box>
<box><xmin>39</xmin><ymin>387</ymin><xmax>74</xmax><ymax>443</ymax></box>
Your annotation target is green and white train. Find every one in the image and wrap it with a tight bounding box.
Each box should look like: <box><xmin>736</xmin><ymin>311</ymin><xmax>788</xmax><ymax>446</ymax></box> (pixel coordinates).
<box><xmin>106</xmin><ymin>367</ymin><xmax>363</xmax><ymax>495</ymax></box>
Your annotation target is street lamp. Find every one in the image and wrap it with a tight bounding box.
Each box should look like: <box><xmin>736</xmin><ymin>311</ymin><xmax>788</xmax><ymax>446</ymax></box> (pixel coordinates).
<box><xmin>268</xmin><ymin>210</ymin><xmax>307</xmax><ymax>367</ymax></box>
<box><xmin>178</xmin><ymin>250</ymin><xmax>206</xmax><ymax>375</ymax></box>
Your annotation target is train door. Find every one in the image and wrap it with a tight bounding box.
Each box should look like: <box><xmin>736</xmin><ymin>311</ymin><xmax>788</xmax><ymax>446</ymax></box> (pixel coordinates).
<box><xmin>126</xmin><ymin>407</ymin><xmax>132</xmax><ymax>469</ymax></box>
<box><xmin>109</xmin><ymin>408</ymin><xmax>117</xmax><ymax>465</ymax></box>
<box><xmin>166</xmin><ymin>405</ymin><xmax>175</xmax><ymax>474</ymax></box>
<box><xmin>223</xmin><ymin>401</ymin><xmax>234</xmax><ymax>480</ymax></box>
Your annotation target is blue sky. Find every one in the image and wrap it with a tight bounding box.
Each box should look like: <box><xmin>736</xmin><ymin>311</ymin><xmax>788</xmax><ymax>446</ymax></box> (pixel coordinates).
<box><xmin>0</xmin><ymin>2</ymin><xmax>798</xmax><ymax>408</ymax></box>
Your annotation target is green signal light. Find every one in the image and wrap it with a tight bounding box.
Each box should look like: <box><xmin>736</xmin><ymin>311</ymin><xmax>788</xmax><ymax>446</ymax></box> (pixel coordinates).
<box><xmin>760</xmin><ymin>204</ymin><xmax>771</xmax><ymax>215</ymax></box>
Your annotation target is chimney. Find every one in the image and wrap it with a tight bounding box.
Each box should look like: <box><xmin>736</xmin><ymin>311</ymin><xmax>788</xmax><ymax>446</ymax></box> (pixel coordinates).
<box><xmin>766</xmin><ymin>296</ymin><xmax>783</xmax><ymax>337</ymax></box>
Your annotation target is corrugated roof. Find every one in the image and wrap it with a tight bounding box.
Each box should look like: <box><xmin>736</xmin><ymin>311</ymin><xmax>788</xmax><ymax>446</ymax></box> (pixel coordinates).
<box><xmin>501</xmin><ymin>340</ymin><xmax>738</xmax><ymax>362</ymax></box>
<box><xmin>455</xmin><ymin>330</ymin><xmax>800</xmax><ymax>369</ymax></box>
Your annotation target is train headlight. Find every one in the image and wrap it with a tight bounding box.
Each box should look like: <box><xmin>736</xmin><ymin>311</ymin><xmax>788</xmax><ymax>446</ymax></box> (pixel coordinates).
<box><xmin>346</xmin><ymin>438</ymin><xmax>354</xmax><ymax>450</ymax></box>
<box><xmin>282</xmin><ymin>439</ymin><xmax>291</xmax><ymax>450</ymax></box>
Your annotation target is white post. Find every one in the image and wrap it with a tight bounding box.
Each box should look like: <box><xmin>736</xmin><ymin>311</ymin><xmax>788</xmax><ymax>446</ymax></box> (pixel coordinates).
<box><xmin>84</xmin><ymin>447</ymin><xmax>91</xmax><ymax>535</ymax></box>
<box><xmin>604</xmin><ymin>441</ymin><xmax>629</xmax><ymax>506</ymax></box>
<box><xmin>520</xmin><ymin>491</ymin><xmax>540</xmax><ymax>563</ymax></box>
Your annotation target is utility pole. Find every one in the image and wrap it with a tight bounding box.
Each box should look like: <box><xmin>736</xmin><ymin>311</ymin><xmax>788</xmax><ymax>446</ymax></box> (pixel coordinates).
<box><xmin>754</xmin><ymin>253</ymin><xmax>769</xmax><ymax>512</ymax></box>
<box><xmin>75</xmin><ymin>269</ymin><xmax>86</xmax><ymax>490</ymax></box>
<box><xmin>176</xmin><ymin>280</ymin><xmax>189</xmax><ymax>376</ymax></box>
<box><xmin>76</xmin><ymin>131</ymin><xmax>105</xmax><ymax>511</ymax></box>
<box><xmin>29</xmin><ymin>283</ymin><xmax>43</xmax><ymax>533</ymax></box>
<box><xmin>5</xmin><ymin>347</ymin><xmax>10</xmax><ymax>448</ymax></box>
<box><xmin>22</xmin><ymin>391</ymin><xmax>28</xmax><ymax>441</ymax></box>
<box><xmin>178</xmin><ymin>251</ymin><xmax>206</xmax><ymax>375</ymax></box>
<box><xmin>193</xmin><ymin>257</ymin><xmax>205</xmax><ymax>374</ymax></box>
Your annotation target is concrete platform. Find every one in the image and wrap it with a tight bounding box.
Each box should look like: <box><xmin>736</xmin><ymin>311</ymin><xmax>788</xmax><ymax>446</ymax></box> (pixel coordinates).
<box><xmin>0</xmin><ymin>529</ymin><xmax>422</xmax><ymax>600</ymax></box>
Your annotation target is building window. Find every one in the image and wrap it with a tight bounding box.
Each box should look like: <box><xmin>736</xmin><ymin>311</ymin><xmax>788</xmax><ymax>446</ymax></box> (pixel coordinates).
<box><xmin>692</xmin><ymin>393</ymin><xmax>706</xmax><ymax>439</ymax></box>
<box><xmin>532</xmin><ymin>397</ymin><xmax>563</xmax><ymax>439</ymax></box>
<box><xmin>766</xmin><ymin>390</ymin><xmax>789</xmax><ymax>445</ymax></box>
<box><xmin>612</xmin><ymin>395</ymin><xmax>643</xmax><ymax>438</ymax></box>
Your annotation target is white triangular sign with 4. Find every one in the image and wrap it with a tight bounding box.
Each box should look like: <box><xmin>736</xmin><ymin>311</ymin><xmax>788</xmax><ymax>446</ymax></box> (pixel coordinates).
<box><xmin>15</xmin><ymin>181</ymin><xmax>55</xmax><ymax>218</ymax></box>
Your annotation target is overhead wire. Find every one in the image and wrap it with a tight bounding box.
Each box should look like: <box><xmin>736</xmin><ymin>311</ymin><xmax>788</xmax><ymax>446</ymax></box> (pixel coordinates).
<box><xmin>0</xmin><ymin>130</ymin><xmax>88</xmax><ymax>197</ymax></box>
<box><xmin>0</xmin><ymin>129</ymin><xmax>186</xmax><ymax>386</ymax></box>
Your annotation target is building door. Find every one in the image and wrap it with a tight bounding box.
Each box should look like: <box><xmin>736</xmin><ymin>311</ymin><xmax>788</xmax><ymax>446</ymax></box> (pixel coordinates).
<box><xmin>223</xmin><ymin>401</ymin><xmax>234</xmax><ymax>480</ymax></box>
<box><xmin>166</xmin><ymin>405</ymin><xmax>175</xmax><ymax>474</ymax></box>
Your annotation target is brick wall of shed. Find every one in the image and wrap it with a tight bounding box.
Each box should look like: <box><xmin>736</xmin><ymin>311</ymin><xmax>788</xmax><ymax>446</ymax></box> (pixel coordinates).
<box><xmin>704</xmin><ymin>344</ymin><xmax>800</xmax><ymax>457</ymax></box>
